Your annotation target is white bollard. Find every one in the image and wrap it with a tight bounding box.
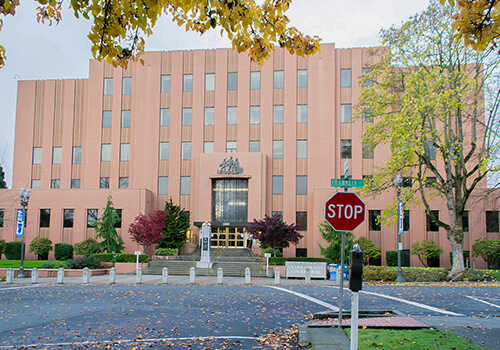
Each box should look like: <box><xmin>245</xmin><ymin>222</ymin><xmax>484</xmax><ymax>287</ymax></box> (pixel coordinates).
<box><xmin>57</xmin><ymin>268</ymin><xmax>64</xmax><ymax>284</ymax></box>
<box><xmin>82</xmin><ymin>267</ymin><xmax>90</xmax><ymax>284</ymax></box>
<box><xmin>274</xmin><ymin>267</ymin><xmax>280</xmax><ymax>285</ymax></box>
<box><xmin>31</xmin><ymin>268</ymin><xmax>39</xmax><ymax>284</ymax></box>
<box><xmin>217</xmin><ymin>267</ymin><xmax>223</xmax><ymax>284</ymax></box>
<box><xmin>6</xmin><ymin>268</ymin><xmax>13</xmax><ymax>284</ymax></box>
<box><xmin>136</xmin><ymin>267</ymin><xmax>143</xmax><ymax>284</ymax></box>
<box><xmin>245</xmin><ymin>267</ymin><xmax>251</xmax><ymax>284</ymax></box>
<box><xmin>336</xmin><ymin>266</ymin><xmax>342</xmax><ymax>284</ymax></box>
<box><xmin>190</xmin><ymin>267</ymin><xmax>196</xmax><ymax>284</ymax></box>
<box><xmin>162</xmin><ymin>267</ymin><xmax>169</xmax><ymax>284</ymax></box>
<box><xmin>305</xmin><ymin>268</ymin><xmax>311</xmax><ymax>284</ymax></box>
<box><xmin>109</xmin><ymin>267</ymin><xmax>116</xmax><ymax>284</ymax></box>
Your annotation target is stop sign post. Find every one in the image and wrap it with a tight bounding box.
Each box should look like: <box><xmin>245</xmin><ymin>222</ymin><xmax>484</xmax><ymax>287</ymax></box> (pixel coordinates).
<box><xmin>325</xmin><ymin>192</ymin><xmax>366</xmax><ymax>232</ymax></box>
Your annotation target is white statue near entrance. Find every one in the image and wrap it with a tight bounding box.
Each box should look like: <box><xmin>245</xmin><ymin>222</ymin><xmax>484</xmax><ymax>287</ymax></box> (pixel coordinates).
<box><xmin>197</xmin><ymin>221</ymin><xmax>213</xmax><ymax>268</ymax></box>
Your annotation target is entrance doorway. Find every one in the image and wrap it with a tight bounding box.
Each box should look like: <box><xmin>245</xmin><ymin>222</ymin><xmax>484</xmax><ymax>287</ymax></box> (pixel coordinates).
<box><xmin>211</xmin><ymin>226</ymin><xmax>246</xmax><ymax>248</ymax></box>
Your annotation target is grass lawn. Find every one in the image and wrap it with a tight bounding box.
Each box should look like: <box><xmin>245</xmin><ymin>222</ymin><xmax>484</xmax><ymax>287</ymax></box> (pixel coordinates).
<box><xmin>0</xmin><ymin>260</ymin><xmax>67</xmax><ymax>268</ymax></box>
<box><xmin>344</xmin><ymin>328</ymin><xmax>486</xmax><ymax>349</ymax></box>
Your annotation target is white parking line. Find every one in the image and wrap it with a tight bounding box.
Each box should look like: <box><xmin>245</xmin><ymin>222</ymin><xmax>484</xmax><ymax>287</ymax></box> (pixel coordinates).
<box><xmin>467</xmin><ymin>295</ymin><xmax>500</xmax><ymax>309</ymax></box>
<box><xmin>266</xmin><ymin>285</ymin><xmax>339</xmax><ymax>311</ymax></box>
<box><xmin>0</xmin><ymin>285</ymin><xmax>38</xmax><ymax>291</ymax></box>
<box><xmin>0</xmin><ymin>336</ymin><xmax>258</xmax><ymax>349</ymax></box>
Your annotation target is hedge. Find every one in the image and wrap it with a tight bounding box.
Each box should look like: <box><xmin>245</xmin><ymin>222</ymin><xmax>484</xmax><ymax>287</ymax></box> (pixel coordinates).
<box><xmin>5</xmin><ymin>241</ymin><xmax>24</xmax><ymax>260</ymax></box>
<box><xmin>269</xmin><ymin>257</ymin><xmax>331</xmax><ymax>266</ymax></box>
<box><xmin>55</xmin><ymin>243</ymin><xmax>74</xmax><ymax>260</ymax></box>
<box><xmin>93</xmin><ymin>253</ymin><xmax>148</xmax><ymax>263</ymax></box>
<box><xmin>386</xmin><ymin>251</ymin><xmax>398</xmax><ymax>267</ymax></box>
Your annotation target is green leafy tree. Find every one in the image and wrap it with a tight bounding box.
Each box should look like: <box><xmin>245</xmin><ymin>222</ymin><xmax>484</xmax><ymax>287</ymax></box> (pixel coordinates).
<box><xmin>317</xmin><ymin>221</ymin><xmax>354</xmax><ymax>264</ymax></box>
<box><xmin>0</xmin><ymin>0</ymin><xmax>320</xmax><ymax>70</ymax></box>
<box><xmin>156</xmin><ymin>198</ymin><xmax>190</xmax><ymax>250</ymax></box>
<box><xmin>94</xmin><ymin>195</ymin><xmax>125</xmax><ymax>253</ymax></box>
<box><xmin>355</xmin><ymin>236</ymin><xmax>381</xmax><ymax>265</ymax></box>
<box><xmin>28</xmin><ymin>237</ymin><xmax>53</xmax><ymax>260</ymax></box>
<box><xmin>0</xmin><ymin>165</ymin><xmax>7</xmax><ymax>188</ymax></box>
<box><xmin>472</xmin><ymin>237</ymin><xmax>500</xmax><ymax>268</ymax></box>
<box><xmin>411</xmin><ymin>240</ymin><xmax>444</xmax><ymax>267</ymax></box>
<box><xmin>358</xmin><ymin>1</ymin><xmax>500</xmax><ymax>278</ymax></box>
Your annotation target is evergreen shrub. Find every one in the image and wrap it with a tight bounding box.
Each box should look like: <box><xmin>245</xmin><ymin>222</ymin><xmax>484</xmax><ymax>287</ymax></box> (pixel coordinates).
<box><xmin>386</xmin><ymin>251</ymin><xmax>398</xmax><ymax>267</ymax></box>
<box><xmin>5</xmin><ymin>241</ymin><xmax>23</xmax><ymax>260</ymax></box>
<box><xmin>55</xmin><ymin>243</ymin><xmax>74</xmax><ymax>260</ymax></box>
<box><xmin>66</xmin><ymin>256</ymin><xmax>101</xmax><ymax>269</ymax></box>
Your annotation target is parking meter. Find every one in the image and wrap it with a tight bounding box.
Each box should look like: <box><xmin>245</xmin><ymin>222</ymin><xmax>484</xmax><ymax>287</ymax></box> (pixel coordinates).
<box><xmin>349</xmin><ymin>245</ymin><xmax>364</xmax><ymax>292</ymax></box>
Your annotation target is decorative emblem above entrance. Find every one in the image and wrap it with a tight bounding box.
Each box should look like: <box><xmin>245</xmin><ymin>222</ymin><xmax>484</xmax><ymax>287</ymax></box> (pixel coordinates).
<box><xmin>217</xmin><ymin>156</ymin><xmax>244</xmax><ymax>175</ymax></box>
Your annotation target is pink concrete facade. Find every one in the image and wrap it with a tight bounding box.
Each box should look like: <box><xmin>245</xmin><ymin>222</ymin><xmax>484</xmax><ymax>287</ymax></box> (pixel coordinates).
<box><xmin>0</xmin><ymin>44</ymin><xmax>497</xmax><ymax>268</ymax></box>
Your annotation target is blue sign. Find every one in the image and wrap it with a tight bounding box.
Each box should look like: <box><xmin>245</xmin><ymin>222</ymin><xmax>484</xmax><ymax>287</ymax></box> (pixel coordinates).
<box><xmin>16</xmin><ymin>209</ymin><xmax>24</xmax><ymax>238</ymax></box>
<box><xmin>398</xmin><ymin>200</ymin><xmax>403</xmax><ymax>235</ymax></box>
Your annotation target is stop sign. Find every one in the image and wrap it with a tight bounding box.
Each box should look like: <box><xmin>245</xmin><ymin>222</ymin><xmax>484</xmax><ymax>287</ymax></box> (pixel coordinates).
<box><xmin>325</xmin><ymin>192</ymin><xmax>366</xmax><ymax>232</ymax></box>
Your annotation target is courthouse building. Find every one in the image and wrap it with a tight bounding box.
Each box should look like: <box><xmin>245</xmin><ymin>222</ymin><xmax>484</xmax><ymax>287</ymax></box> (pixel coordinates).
<box><xmin>0</xmin><ymin>43</ymin><xmax>497</xmax><ymax>268</ymax></box>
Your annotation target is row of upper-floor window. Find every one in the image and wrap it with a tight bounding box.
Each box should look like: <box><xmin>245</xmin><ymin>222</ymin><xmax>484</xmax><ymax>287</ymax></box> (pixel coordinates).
<box><xmin>103</xmin><ymin>68</ymin><xmax>367</xmax><ymax>96</ymax></box>
<box><xmin>339</xmin><ymin>139</ymin><xmax>436</xmax><ymax>161</ymax></box>
<box><xmin>30</xmin><ymin>177</ymin><xmax>130</xmax><ymax>190</ymax></box>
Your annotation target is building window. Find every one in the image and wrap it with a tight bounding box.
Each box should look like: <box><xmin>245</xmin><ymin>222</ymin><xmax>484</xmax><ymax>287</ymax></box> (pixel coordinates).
<box><xmin>427</xmin><ymin>210</ymin><xmax>440</xmax><ymax>232</ymax></box>
<box><xmin>250</xmin><ymin>71</ymin><xmax>260</xmax><ymax>90</ymax></box>
<box><xmin>340</xmin><ymin>104</ymin><xmax>352</xmax><ymax>123</ymax></box>
<box><xmin>227</xmin><ymin>72</ymin><xmax>238</xmax><ymax>91</ymax></box>
<box><xmin>273</xmin><ymin>105</ymin><xmax>284</xmax><ymax>124</ymax></box>
<box><xmin>71</xmin><ymin>179</ymin><xmax>80</xmax><ymax>188</ymax></box>
<box><xmin>161</xmin><ymin>75</ymin><xmax>171</xmax><ymax>93</ymax></box>
<box><xmin>119</xmin><ymin>177</ymin><xmax>129</xmax><ymax>189</ymax></box>
<box><xmin>102</xmin><ymin>111</ymin><xmax>112</xmax><ymax>128</ymax></box>
<box><xmin>183</xmin><ymin>74</ymin><xmax>193</xmax><ymax>92</ymax></box>
<box><xmin>51</xmin><ymin>179</ymin><xmax>60</xmax><ymax>189</ymax></box>
<box><xmin>340</xmin><ymin>68</ymin><xmax>351</xmax><ymax>88</ymax></box>
<box><xmin>226</xmin><ymin>141</ymin><xmax>237</xmax><ymax>153</ymax></box>
<box><xmin>273</xmin><ymin>140</ymin><xmax>284</xmax><ymax>159</ymax></box>
<box><xmin>424</xmin><ymin>141</ymin><xmax>436</xmax><ymax>160</ymax></box>
<box><xmin>181</xmin><ymin>142</ymin><xmax>191</xmax><ymax>160</ymax></box>
<box><xmin>249</xmin><ymin>141</ymin><xmax>260</xmax><ymax>152</ymax></box>
<box><xmin>72</xmin><ymin>147</ymin><xmax>82</xmax><ymax>164</ymax></box>
<box><xmin>33</xmin><ymin>147</ymin><xmax>42</xmax><ymax>164</ymax></box>
<box><xmin>462</xmin><ymin>211</ymin><xmax>469</xmax><ymax>232</ymax></box>
<box><xmin>369</xmin><ymin>210</ymin><xmax>381</xmax><ymax>231</ymax></box>
<box><xmin>272</xmin><ymin>211</ymin><xmax>282</xmax><ymax>217</ymax></box>
<box><xmin>403</xmin><ymin>210</ymin><xmax>410</xmax><ymax>231</ymax></box>
<box><xmin>296</xmin><ymin>211</ymin><xmax>307</xmax><ymax>230</ymax></box>
<box><xmin>363</xmin><ymin>142</ymin><xmax>374</xmax><ymax>159</ymax></box>
<box><xmin>122</xmin><ymin>77</ymin><xmax>132</xmax><ymax>95</ymax></box>
<box><xmin>158</xmin><ymin>176</ymin><xmax>168</xmax><ymax>195</ymax></box>
<box><xmin>0</xmin><ymin>209</ymin><xmax>4</xmax><ymax>228</ymax></box>
<box><xmin>362</xmin><ymin>67</ymin><xmax>372</xmax><ymax>87</ymax></box>
<box><xmin>297</xmin><ymin>140</ymin><xmax>307</xmax><ymax>159</ymax></box>
<box><xmin>100</xmin><ymin>177</ymin><xmax>110</xmax><ymax>189</ymax></box>
<box><xmin>212</xmin><ymin>179</ymin><xmax>248</xmax><ymax>222</ymax></box>
<box><xmin>87</xmin><ymin>209</ymin><xmax>98</xmax><ymax>228</ymax></box>
<box><xmin>403</xmin><ymin>177</ymin><xmax>412</xmax><ymax>187</ymax></box>
<box><xmin>272</xmin><ymin>176</ymin><xmax>283</xmax><ymax>195</ymax></box>
<box><xmin>52</xmin><ymin>147</ymin><xmax>62</xmax><ymax>164</ymax></box>
<box><xmin>204</xmin><ymin>107</ymin><xmax>215</xmax><ymax>125</ymax></box>
<box><xmin>159</xmin><ymin>142</ymin><xmax>169</xmax><ymax>160</ymax></box>
<box><xmin>39</xmin><ymin>209</ymin><xmax>50</xmax><ymax>228</ymax></box>
<box><xmin>120</xmin><ymin>144</ymin><xmax>130</xmax><ymax>162</ymax></box>
<box><xmin>114</xmin><ymin>209</ymin><xmax>122</xmax><ymax>228</ymax></box>
<box><xmin>31</xmin><ymin>179</ymin><xmax>41</xmax><ymax>189</ymax></box>
<box><xmin>297</xmin><ymin>70</ymin><xmax>307</xmax><ymax>88</ymax></box>
<box><xmin>297</xmin><ymin>175</ymin><xmax>307</xmax><ymax>195</ymax></box>
<box><xmin>121</xmin><ymin>110</ymin><xmax>131</xmax><ymax>128</ymax></box>
<box><xmin>297</xmin><ymin>105</ymin><xmax>308</xmax><ymax>123</ymax></box>
<box><xmin>160</xmin><ymin>108</ymin><xmax>170</xmax><ymax>126</ymax></box>
<box><xmin>180</xmin><ymin>176</ymin><xmax>191</xmax><ymax>195</ymax></box>
<box><xmin>103</xmin><ymin>78</ymin><xmax>113</xmax><ymax>95</ymax></box>
<box><xmin>204</xmin><ymin>141</ymin><xmax>214</xmax><ymax>154</ymax></box>
<box><xmin>249</xmin><ymin>106</ymin><xmax>260</xmax><ymax>125</ymax></box>
<box><xmin>205</xmin><ymin>73</ymin><xmax>215</xmax><ymax>91</ymax></box>
<box><xmin>274</xmin><ymin>70</ymin><xmax>284</xmax><ymax>89</ymax></box>
<box><xmin>227</xmin><ymin>107</ymin><xmax>237</xmax><ymax>125</ymax></box>
<box><xmin>341</xmin><ymin>139</ymin><xmax>352</xmax><ymax>158</ymax></box>
<box><xmin>362</xmin><ymin>105</ymin><xmax>373</xmax><ymax>123</ymax></box>
<box><xmin>63</xmin><ymin>209</ymin><xmax>74</xmax><ymax>228</ymax></box>
<box><xmin>486</xmin><ymin>211</ymin><xmax>499</xmax><ymax>232</ymax></box>
<box><xmin>101</xmin><ymin>144</ymin><xmax>111</xmax><ymax>162</ymax></box>
<box><xmin>425</xmin><ymin>177</ymin><xmax>437</xmax><ymax>188</ymax></box>
<box><xmin>182</xmin><ymin>108</ymin><xmax>192</xmax><ymax>126</ymax></box>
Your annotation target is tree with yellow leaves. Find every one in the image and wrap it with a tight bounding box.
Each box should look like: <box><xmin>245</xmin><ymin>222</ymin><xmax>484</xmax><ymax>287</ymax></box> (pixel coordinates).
<box><xmin>359</xmin><ymin>1</ymin><xmax>500</xmax><ymax>278</ymax></box>
<box><xmin>0</xmin><ymin>0</ymin><xmax>320</xmax><ymax>69</ymax></box>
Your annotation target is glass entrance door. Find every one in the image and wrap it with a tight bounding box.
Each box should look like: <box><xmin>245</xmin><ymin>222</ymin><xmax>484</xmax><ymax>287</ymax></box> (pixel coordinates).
<box><xmin>211</xmin><ymin>227</ymin><xmax>246</xmax><ymax>248</ymax></box>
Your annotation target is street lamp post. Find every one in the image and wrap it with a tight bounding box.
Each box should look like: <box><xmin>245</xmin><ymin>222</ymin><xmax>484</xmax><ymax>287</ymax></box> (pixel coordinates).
<box><xmin>18</xmin><ymin>187</ymin><xmax>31</xmax><ymax>279</ymax></box>
<box><xmin>394</xmin><ymin>175</ymin><xmax>405</xmax><ymax>282</ymax></box>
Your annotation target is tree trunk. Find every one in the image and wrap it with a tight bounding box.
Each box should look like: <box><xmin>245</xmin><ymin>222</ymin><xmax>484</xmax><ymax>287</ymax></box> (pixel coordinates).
<box><xmin>448</xmin><ymin>227</ymin><xmax>465</xmax><ymax>278</ymax></box>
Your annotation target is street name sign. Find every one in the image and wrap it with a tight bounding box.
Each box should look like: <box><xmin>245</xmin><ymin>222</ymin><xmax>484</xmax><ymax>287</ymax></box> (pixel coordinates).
<box><xmin>325</xmin><ymin>192</ymin><xmax>366</xmax><ymax>232</ymax></box>
<box><xmin>331</xmin><ymin>178</ymin><xmax>364</xmax><ymax>188</ymax></box>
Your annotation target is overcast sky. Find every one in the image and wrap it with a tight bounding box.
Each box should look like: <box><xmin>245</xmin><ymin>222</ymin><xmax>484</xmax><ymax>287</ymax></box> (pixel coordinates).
<box><xmin>0</xmin><ymin>0</ymin><xmax>431</xmax><ymax>187</ymax></box>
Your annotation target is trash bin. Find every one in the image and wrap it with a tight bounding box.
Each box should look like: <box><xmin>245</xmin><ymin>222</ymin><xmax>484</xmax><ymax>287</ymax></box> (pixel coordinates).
<box><xmin>328</xmin><ymin>264</ymin><xmax>337</xmax><ymax>281</ymax></box>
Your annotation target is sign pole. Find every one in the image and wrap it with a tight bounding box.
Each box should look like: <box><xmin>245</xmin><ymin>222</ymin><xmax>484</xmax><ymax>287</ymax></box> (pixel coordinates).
<box><xmin>338</xmin><ymin>184</ymin><xmax>349</xmax><ymax>328</ymax></box>
<box><xmin>350</xmin><ymin>291</ymin><xmax>359</xmax><ymax>350</ymax></box>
